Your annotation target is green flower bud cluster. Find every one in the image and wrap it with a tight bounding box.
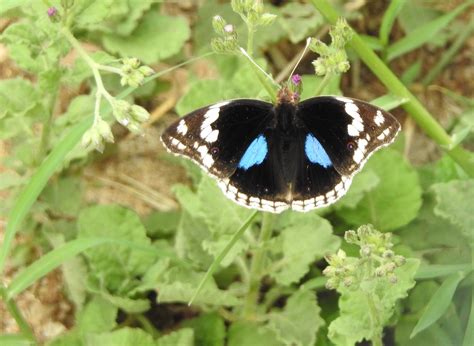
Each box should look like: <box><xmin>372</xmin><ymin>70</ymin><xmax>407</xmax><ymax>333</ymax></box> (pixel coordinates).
<box><xmin>310</xmin><ymin>18</ymin><xmax>352</xmax><ymax>77</ymax></box>
<box><xmin>231</xmin><ymin>0</ymin><xmax>276</xmax><ymax>28</ymax></box>
<box><xmin>120</xmin><ymin>58</ymin><xmax>154</xmax><ymax>88</ymax></box>
<box><xmin>324</xmin><ymin>225</ymin><xmax>407</xmax><ymax>290</ymax></box>
<box><xmin>81</xmin><ymin>118</ymin><xmax>114</xmax><ymax>153</ymax></box>
<box><xmin>211</xmin><ymin>16</ymin><xmax>239</xmax><ymax>54</ymax></box>
<box><xmin>112</xmin><ymin>99</ymin><xmax>150</xmax><ymax>134</ymax></box>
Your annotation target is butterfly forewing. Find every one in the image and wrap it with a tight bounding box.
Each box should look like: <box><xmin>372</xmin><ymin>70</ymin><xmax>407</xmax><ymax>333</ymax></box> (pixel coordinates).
<box><xmin>161</xmin><ymin>100</ymin><xmax>274</xmax><ymax>178</ymax></box>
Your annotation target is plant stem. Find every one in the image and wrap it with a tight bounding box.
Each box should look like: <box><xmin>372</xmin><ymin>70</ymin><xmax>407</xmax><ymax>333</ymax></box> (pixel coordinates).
<box><xmin>243</xmin><ymin>212</ymin><xmax>275</xmax><ymax>319</ymax></box>
<box><xmin>366</xmin><ymin>293</ymin><xmax>383</xmax><ymax>346</ymax></box>
<box><xmin>37</xmin><ymin>87</ymin><xmax>59</xmax><ymax>162</ymax></box>
<box><xmin>315</xmin><ymin>73</ymin><xmax>332</xmax><ymax>96</ymax></box>
<box><xmin>247</xmin><ymin>23</ymin><xmax>254</xmax><ymax>56</ymax></box>
<box><xmin>309</xmin><ymin>0</ymin><xmax>474</xmax><ymax>177</ymax></box>
<box><xmin>0</xmin><ymin>286</ymin><xmax>36</xmax><ymax>343</ymax></box>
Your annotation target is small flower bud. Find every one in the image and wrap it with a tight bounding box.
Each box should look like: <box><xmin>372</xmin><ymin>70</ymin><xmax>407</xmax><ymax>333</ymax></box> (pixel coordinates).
<box><xmin>259</xmin><ymin>13</ymin><xmax>277</xmax><ymax>26</ymax></box>
<box><xmin>112</xmin><ymin>100</ymin><xmax>132</xmax><ymax>126</ymax></box>
<box><xmin>394</xmin><ymin>255</ymin><xmax>406</xmax><ymax>267</ymax></box>
<box><xmin>323</xmin><ymin>266</ymin><xmax>335</xmax><ymax>277</ymax></box>
<box><xmin>325</xmin><ymin>278</ymin><xmax>338</xmax><ymax>290</ymax></box>
<box><xmin>360</xmin><ymin>245</ymin><xmax>371</xmax><ymax>257</ymax></box>
<box><xmin>375</xmin><ymin>266</ymin><xmax>385</xmax><ymax>277</ymax></box>
<box><xmin>126</xmin><ymin>121</ymin><xmax>143</xmax><ymax>135</ymax></box>
<box><xmin>123</xmin><ymin>57</ymin><xmax>140</xmax><ymax>69</ymax></box>
<box><xmin>388</xmin><ymin>274</ymin><xmax>398</xmax><ymax>284</ymax></box>
<box><xmin>343</xmin><ymin>276</ymin><xmax>354</xmax><ymax>287</ymax></box>
<box><xmin>47</xmin><ymin>7</ymin><xmax>60</xmax><ymax>22</ymax></box>
<box><xmin>138</xmin><ymin>65</ymin><xmax>154</xmax><ymax>77</ymax></box>
<box><xmin>95</xmin><ymin>118</ymin><xmax>114</xmax><ymax>143</ymax></box>
<box><xmin>344</xmin><ymin>230</ymin><xmax>358</xmax><ymax>244</ymax></box>
<box><xmin>212</xmin><ymin>15</ymin><xmax>227</xmax><ymax>35</ymax></box>
<box><xmin>131</xmin><ymin>105</ymin><xmax>150</xmax><ymax>123</ymax></box>
<box><xmin>313</xmin><ymin>60</ymin><xmax>326</xmax><ymax>76</ymax></box>
<box><xmin>291</xmin><ymin>74</ymin><xmax>302</xmax><ymax>86</ymax></box>
<box><xmin>383</xmin><ymin>250</ymin><xmax>394</xmax><ymax>259</ymax></box>
<box><xmin>385</xmin><ymin>262</ymin><xmax>396</xmax><ymax>273</ymax></box>
<box><xmin>337</xmin><ymin>61</ymin><xmax>350</xmax><ymax>73</ymax></box>
<box><xmin>224</xmin><ymin>24</ymin><xmax>234</xmax><ymax>33</ymax></box>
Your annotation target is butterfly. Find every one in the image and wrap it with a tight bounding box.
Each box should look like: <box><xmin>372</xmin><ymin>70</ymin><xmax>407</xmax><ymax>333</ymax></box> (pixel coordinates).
<box><xmin>161</xmin><ymin>87</ymin><xmax>400</xmax><ymax>213</ymax></box>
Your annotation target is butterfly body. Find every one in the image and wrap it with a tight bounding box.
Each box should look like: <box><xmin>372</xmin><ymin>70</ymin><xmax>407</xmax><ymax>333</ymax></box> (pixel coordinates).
<box><xmin>161</xmin><ymin>90</ymin><xmax>400</xmax><ymax>213</ymax></box>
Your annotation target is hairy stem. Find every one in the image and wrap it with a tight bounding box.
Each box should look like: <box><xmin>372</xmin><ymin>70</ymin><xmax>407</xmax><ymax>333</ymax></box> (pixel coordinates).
<box><xmin>366</xmin><ymin>293</ymin><xmax>383</xmax><ymax>346</ymax></box>
<box><xmin>243</xmin><ymin>212</ymin><xmax>275</xmax><ymax>319</ymax></box>
<box><xmin>315</xmin><ymin>73</ymin><xmax>332</xmax><ymax>96</ymax></box>
<box><xmin>310</xmin><ymin>0</ymin><xmax>474</xmax><ymax>177</ymax></box>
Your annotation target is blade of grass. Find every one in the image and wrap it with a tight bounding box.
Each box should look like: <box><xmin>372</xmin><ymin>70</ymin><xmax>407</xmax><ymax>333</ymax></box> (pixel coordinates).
<box><xmin>422</xmin><ymin>20</ymin><xmax>474</xmax><ymax>86</ymax></box>
<box><xmin>415</xmin><ymin>263</ymin><xmax>473</xmax><ymax>280</ymax></box>
<box><xmin>6</xmin><ymin>238</ymin><xmax>109</xmax><ymax>299</ymax></box>
<box><xmin>463</xmin><ymin>296</ymin><xmax>474</xmax><ymax>346</ymax></box>
<box><xmin>410</xmin><ymin>272</ymin><xmax>465</xmax><ymax>338</ymax></box>
<box><xmin>386</xmin><ymin>1</ymin><xmax>472</xmax><ymax>61</ymax></box>
<box><xmin>0</xmin><ymin>52</ymin><xmax>214</xmax><ymax>276</ymax></box>
<box><xmin>371</xmin><ymin>94</ymin><xmax>409</xmax><ymax>111</ymax></box>
<box><xmin>379</xmin><ymin>0</ymin><xmax>407</xmax><ymax>47</ymax></box>
<box><xmin>188</xmin><ymin>210</ymin><xmax>258</xmax><ymax>306</ymax></box>
<box><xmin>309</xmin><ymin>0</ymin><xmax>474</xmax><ymax>177</ymax></box>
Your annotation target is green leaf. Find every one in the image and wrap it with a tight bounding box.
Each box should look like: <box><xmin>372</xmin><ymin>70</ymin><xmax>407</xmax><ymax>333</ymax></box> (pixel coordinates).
<box><xmin>183</xmin><ymin>313</ymin><xmax>225</xmax><ymax>346</ymax></box>
<box><xmin>157</xmin><ymin>329</ymin><xmax>194</xmax><ymax>346</ymax></box>
<box><xmin>386</xmin><ymin>1</ymin><xmax>470</xmax><ymax>60</ymax></box>
<box><xmin>300</xmin><ymin>74</ymin><xmax>341</xmax><ymax>100</ymax></box>
<box><xmin>431</xmin><ymin>180</ymin><xmax>474</xmax><ymax>241</ymax></box>
<box><xmin>271</xmin><ymin>214</ymin><xmax>340</xmax><ymax>286</ymax></box>
<box><xmin>379</xmin><ymin>0</ymin><xmax>407</xmax><ymax>46</ymax></box>
<box><xmin>102</xmin><ymin>12</ymin><xmax>190</xmax><ymax>64</ymax></box>
<box><xmin>41</xmin><ymin>176</ymin><xmax>83</xmax><ymax>216</ymax></box>
<box><xmin>86</xmin><ymin>327</ymin><xmax>155</xmax><ymax>346</ymax></box>
<box><xmin>77</xmin><ymin>205</ymin><xmax>156</xmax><ymax>293</ymax></box>
<box><xmin>156</xmin><ymin>266</ymin><xmax>240</xmax><ymax>306</ymax></box>
<box><xmin>143</xmin><ymin>211</ymin><xmax>180</xmax><ymax>238</ymax></box>
<box><xmin>334</xmin><ymin>169</ymin><xmax>380</xmax><ymax>209</ymax></box>
<box><xmin>97</xmin><ymin>292</ymin><xmax>150</xmax><ymax>314</ymax></box>
<box><xmin>411</xmin><ymin>272</ymin><xmax>465</xmax><ymax>338</ymax></box>
<box><xmin>328</xmin><ymin>259</ymin><xmax>419</xmax><ymax>346</ymax></box>
<box><xmin>6</xmin><ymin>238</ymin><xmax>108</xmax><ymax>299</ymax></box>
<box><xmin>337</xmin><ymin>149</ymin><xmax>422</xmax><ymax>231</ymax></box>
<box><xmin>267</xmin><ymin>290</ymin><xmax>324</xmax><ymax>346</ymax></box>
<box><xmin>0</xmin><ymin>334</ymin><xmax>31</xmax><ymax>346</ymax></box>
<box><xmin>228</xmin><ymin>321</ymin><xmax>283</xmax><ymax>346</ymax></box>
<box><xmin>463</xmin><ymin>298</ymin><xmax>474</xmax><ymax>346</ymax></box>
<box><xmin>77</xmin><ymin>296</ymin><xmax>118</xmax><ymax>334</ymax></box>
<box><xmin>278</xmin><ymin>3</ymin><xmax>322</xmax><ymax>43</ymax></box>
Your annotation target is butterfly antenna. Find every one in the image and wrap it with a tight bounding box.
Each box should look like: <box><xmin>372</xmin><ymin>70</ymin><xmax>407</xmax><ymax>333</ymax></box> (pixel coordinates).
<box><xmin>287</xmin><ymin>37</ymin><xmax>312</xmax><ymax>84</ymax></box>
<box><xmin>239</xmin><ymin>47</ymin><xmax>280</xmax><ymax>88</ymax></box>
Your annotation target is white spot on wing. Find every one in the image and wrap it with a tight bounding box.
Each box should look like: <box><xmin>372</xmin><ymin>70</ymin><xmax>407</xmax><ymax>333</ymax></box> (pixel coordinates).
<box><xmin>374</xmin><ymin>110</ymin><xmax>385</xmax><ymax>126</ymax></box>
<box><xmin>177</xmin><ymin>120</ymin><xmax>188</xmax><ymax>135</ymax></box>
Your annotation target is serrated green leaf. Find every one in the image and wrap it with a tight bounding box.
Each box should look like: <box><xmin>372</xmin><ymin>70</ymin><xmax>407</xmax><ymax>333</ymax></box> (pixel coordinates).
<box><xmin>157</xmin><ymin>328</ymin><xmax>194</xmax><ymax>346</ymax></box>
<box><xmin>156</xmin><ymin>266</ymin><xmax>240</xmax><ymax>306</ymax></box>
<box><xmin>337</xmin><ymin>149</ymin><xmax>422</xmax><ymax>231</ymax></box>
<box><xmin>387</xmin><ymin>2</ymin><xmax>470</xmax><ymax>60</ymax></box>
<box><xmin>98</xmin><ymin>292</ymin><xmax>150</xmax><ymax>314</ymax></box>
<box><xmin>271</xmin><ymin>213</ymin><xmax>339</xmax><ymax>286</ymax></box>
<box><xmin>0</xmin><ymin>78</ymin><xmax>39</xmax><ymax>118</ymax></box>
<box><xmin>102</xmin><ymin>12</ymin><xmax>190</xmax><ymax>64</ymax></box>
<box><xmin>267</xmin><ymin>290</ymin><xmax>324</xmax><ymax>346</ymax></box>
<box><xmin>411</xmin><ymin>272</ymin><xmax>465</xmax><ymax>338</ymax></box>
<box><xmin>182</xmin><ymin>313</ymin><xmax>225</xmax><ymax>346</ymax></box>
<box><xmin>77</xmin><ymin>205</ymin><xmax>156</xmax><ymax>293</ymax></box>
<box><xmin>86</xmin><ymin>327</ymin><xmax>155</xmax><ymax>346</ymax></box>
<box><xmin>329</xmin><ymin>259</ymin><xmax>419</xmax><ymax>345</ymax></box>
<box><xmin>228</xmin><ymin>321</ymin><xmax>283</xmax><ymax>346</ymax></box>
<box><xmin>41</xmin><ymin>176</ymin><xmax>83</xmax><ymax>216</ymax></box>
<box><xmin>431</xmin><ymin>180</ymin><xmax>474</xmax><ymax>241</ymax></box>
<box><xmin>78</xmin><ymin>296</ymin><xmax>118</xmax><ymax>334</ymax></box>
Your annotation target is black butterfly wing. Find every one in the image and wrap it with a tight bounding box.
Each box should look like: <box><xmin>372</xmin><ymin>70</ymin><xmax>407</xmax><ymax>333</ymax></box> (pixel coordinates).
<box><xmin>288</xmin><ymin>96</ymin><xmax>400</xmax><ymax>211</ymax></box>
<box><xmin>161</xmin><ymin>100</ymin><xmax>291</xmax><ymax>213</ymax></box>
<box><xmin>296</xmin><ymin>96</ymin><xmax>401</xmax><ymax>176</ymax></box>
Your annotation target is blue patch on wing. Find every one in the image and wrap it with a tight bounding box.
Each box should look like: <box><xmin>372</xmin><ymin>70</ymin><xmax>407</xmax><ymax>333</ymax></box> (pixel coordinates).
<box><xmin>238</xmin><ymin>135</ymin><xmax>268</xmax><ymax>170</ymax></box>
<box><xmin>305</xmin><ymin>134</ymin><xmax>332</xmax><ymax>168</ymax></box>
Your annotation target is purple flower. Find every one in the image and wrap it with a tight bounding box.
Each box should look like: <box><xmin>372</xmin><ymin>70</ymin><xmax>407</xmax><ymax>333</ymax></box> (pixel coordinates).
<box><xmin>291</xmin><ymin>74</ymin><xmax>302</xmax><ymax>85</ymax></box>
<box><xmin>47</xmin><ymin>7</ymin><xmax>58</xmax><ymax>17</ymax></box>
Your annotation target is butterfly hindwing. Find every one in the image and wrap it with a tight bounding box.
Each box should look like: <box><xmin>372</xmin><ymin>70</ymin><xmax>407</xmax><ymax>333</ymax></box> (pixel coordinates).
<box><xmin>161</xmin><ymin>100</ymin><xmax>274</xmax><ymax>178</ymax></box>
<box><xmin>297</xmin><ymin>96</ymin><xmax>400</xmax><ymax>176</ymax></box>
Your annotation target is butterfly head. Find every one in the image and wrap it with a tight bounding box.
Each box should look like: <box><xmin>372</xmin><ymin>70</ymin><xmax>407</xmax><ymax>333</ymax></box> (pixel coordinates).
<box><xmin>277</xmin><ymin>86</ymin><xmax>300</xmax><ymax>105</ymax></box>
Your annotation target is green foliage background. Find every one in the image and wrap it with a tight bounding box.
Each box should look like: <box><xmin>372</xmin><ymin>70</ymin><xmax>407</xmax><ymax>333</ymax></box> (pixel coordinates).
<box><xmin>0</xmin><ymin>1</ymin><xmax>472</xmax><ymax>346</ymax></box>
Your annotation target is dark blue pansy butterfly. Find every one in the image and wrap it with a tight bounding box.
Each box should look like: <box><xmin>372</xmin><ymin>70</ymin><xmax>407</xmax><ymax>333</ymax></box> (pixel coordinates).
<box><xmin>161</xmin><ymin>87</ymin><xmax>400</xmax><ymax>213</ymax></box>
